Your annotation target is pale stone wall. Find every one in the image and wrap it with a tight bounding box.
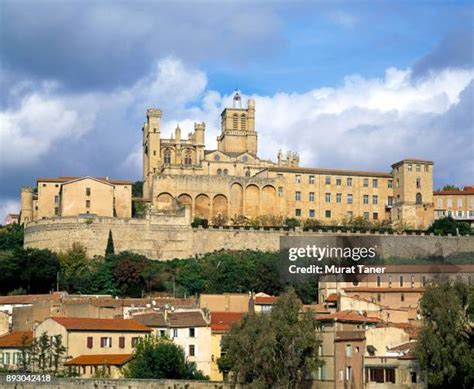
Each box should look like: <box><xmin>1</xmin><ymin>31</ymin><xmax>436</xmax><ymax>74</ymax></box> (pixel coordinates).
<box><xmin>24</xmin><ymin>216</ymin><xmax>474</xmax><ymax>260</ymax></box>
<box><xmin>61</xmin><ymin>178</ymin><xmax>114</xmax><ymax>217</ymax></box>
<box><xmin>0</xmin><ymin>377</ymin><xmax>243</xmax><ymax>388</ymax></box>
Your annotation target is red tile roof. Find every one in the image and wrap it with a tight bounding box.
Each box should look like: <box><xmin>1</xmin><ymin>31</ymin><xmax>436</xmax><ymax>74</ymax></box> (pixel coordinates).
<box><xmin>434</xmin><ymin>186</ymin><xmax>474</xmax><ymax>195</ymax></box>
<box><xmin>325</xmin><ymin>293</ymin><xmax>339</xmax><ymax>303</ymax></box>
<box><xmin>317</xmin><ymin>311</ymin><xmax>381</xmax><ymax>324</ymax></box>
<box><xmin>388</xmin><ymin>341</ymin><xmax>416</xmax><ymax>352</ymax></box>
<box><xmin>0</xmin><ymin>331</ymin><xmax>33</xmax><ymax>348</ymax></box>
<box><xmin>51</xmin><ymin>317</ymin><xmax>151</xmax><ymax>332</ymax></box>
<box><xmin>255</xmin><ymin>296</ymin><xmax>278</xmax><ymax>305</ymax></box>
<box><xmin>64</xmin><ymin>354</ymin><xmax>133</xmax><ymax>366</ymax></box>
<box><xmin>210</xmin><ymin>312</ymin><xmax>244</xmax><ymax>332</ymax></box>
<box><xmin>168</xmin><ymin>311</ymin><xmax>208</xmax><ymax>328</ymax></box>
<box><xmin>0</xmin><ymin>293</ymin><xmax>64</xmax><ymax>305</ymax></box>
<box><xmin>132</xmin><ymin>312</ymin><xmax>166</xmax><ymax>327</ymax></box>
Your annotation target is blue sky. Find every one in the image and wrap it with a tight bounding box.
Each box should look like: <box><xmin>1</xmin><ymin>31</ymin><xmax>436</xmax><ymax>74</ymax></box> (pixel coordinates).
<box><xmin>0</xmin><ymin>0</ymin><xmax>473</xmax><ymax>220</ymax></box>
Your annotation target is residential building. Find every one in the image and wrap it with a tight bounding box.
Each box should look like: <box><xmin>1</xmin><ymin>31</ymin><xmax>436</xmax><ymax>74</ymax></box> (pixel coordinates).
<box><xmin>0</xmin><ymin>331</ymin><xmax>32</xmax><ymax>370</ymax></box>
<box><xmin>433</xmin><ymin>186</ymin><xmax>474</xmax><ymax>227</ymax></box>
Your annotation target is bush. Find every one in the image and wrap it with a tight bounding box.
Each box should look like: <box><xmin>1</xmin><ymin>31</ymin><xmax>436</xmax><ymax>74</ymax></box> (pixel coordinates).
<box><xmin>191</xmin><ymin>217</ymin><xmax>209</xmax><ymax>228</ymax></box>
<box><xmin>210</xmin><ymin>214</ymin><xmax>227</xmax><ymax>227</ymax></box>
<box><xmin>427</xmin><ymin>217</ymin><xmax>472</xmax><ymax>236</ymax></box>
<box><xmin>303</xmin><ymin>219</ymin><xmax>322</xmax><ymax>230</ymax></box>
<box><xmin>284</xmin><ymin>217</ymin><xmax>301</xmax><ymax>228</ymax></box>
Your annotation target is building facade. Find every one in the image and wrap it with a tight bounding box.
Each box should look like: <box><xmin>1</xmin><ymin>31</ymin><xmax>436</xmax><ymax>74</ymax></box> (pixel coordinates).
<box><xmin>20</xmin><ymin>176</ymin><xmax>132</xmax><ymax>224</ymax></box>
<box><xmin>141</xmin><ymin>93</ymin><xmax>441</xmax><ymax>229</ymax></box>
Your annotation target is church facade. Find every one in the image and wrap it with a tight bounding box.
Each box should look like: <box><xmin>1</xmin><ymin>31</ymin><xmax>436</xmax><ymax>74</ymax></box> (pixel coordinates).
<box><xmin>142</xmin><ymin>93</ymin><xmax>436</xmax><ymax>229</ymax></box>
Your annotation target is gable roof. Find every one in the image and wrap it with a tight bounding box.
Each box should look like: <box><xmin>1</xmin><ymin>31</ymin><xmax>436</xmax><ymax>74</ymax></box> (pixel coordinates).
<box><xmin>37</xmin><ymin>176</ymin><xmax>132</xmax><ymax>185</ymax></box>
<box><xmin>51</xmin><ymin>317</ymin><xmax>151</xmax><ymax>332</ymax></box>
<box><xmin>132</xmin><ymin>312</ymin><xmax>166</xmax><ymax>327</ymax></box>
<box><xmin>168</xmin><ymin>311</ymin><xmax>208</xmax><ymax>328</ymax></box>
<box><xmin>0</xmin><ymin>331</ymin><xmax>33</xmax><ymax>348</ymax></box>
<box><xmin>64</xmin><ymin>354</ymin><xmax>133</xmax><ymax>366</ymax></box>
<box><xmin>317</xmin><ymin>311</ymin><xmax>381</xmax><ymax>324</ymax></box>
<box><xmin>210</xmin><ymin>312</ymin><xmax>244</xmax><ymax>332</ymax></box>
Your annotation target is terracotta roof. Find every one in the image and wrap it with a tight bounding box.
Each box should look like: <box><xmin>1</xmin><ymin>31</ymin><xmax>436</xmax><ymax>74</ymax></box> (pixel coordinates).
<box><xmin>211</xmin><ymin>312</ymin><xmax>244</xmax><ymax>332</ymax></box>
<box><xmin>0</xmin><ymin>331</ymin><xmax>33</xmax><ymax>348</ymax></box>
<box><xmin>132</xmin><ymin>312</ymin><xmax>166</xmax><ymax>327</ymax></box>
<box><xmin>317</xmin><ymin>311</ymin><xmax>381</xmax><ymax>324</ymax></box>
<box><xmin>168</xmin><ymin>311</ymin><xmax>208</xmax><ymax>328</ymax></box>
<box><xmin>325</xmin><ymin>293</ymin><xmax>339</xmax><ymax>303</ymax></box>
<box><xmin>64</xmin><ymin>354</ymin><xmax>133</xmax><ymax>366</ymax></box>
<box><xmin>335</xmin><ymin>331</ymin><xmax>365</xmax><ymax>341</ymax></box>
<box><xmin>268</xmin><ymin>166</ymin><xmax>392</xmax><ymax>178</ymax></box>
<box><xmin>255</xmin><ymin>296</ymin><xmax>278</xmax><ymax>305</ymax></box>
<box><xmin>51</xmin><ymin>317</ymin><xmax>151</xmax><ymax>332</ymax></box>
<box><xmin>301</xmin><ymin>304</ymin><xmax>330</xmax><ymax>314</ymax></box>
<box><xmin>0</xmin><ymin>293</ymin><xmax>63</xmax><ymax>305</ymax></box>
<box><xmin>388</xmin><ymin>341</ymin><xmax>416</xmax><ymax>352</ymax></box>
<box><xmin>37</xmin><ymin>176</ymin><xmax>132</xmax><ymax>185</ymax></box>
<box><xmin>434</xmin><ymin>186</ymin><xmax>474</xmax><ymax>195</ymax></box>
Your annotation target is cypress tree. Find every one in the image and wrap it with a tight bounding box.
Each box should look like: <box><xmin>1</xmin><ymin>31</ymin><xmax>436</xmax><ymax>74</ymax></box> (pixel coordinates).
<box><xmin>105</xmin><ymin>230</ymin><xmax>115</xmax><ymax>256</ymax></box>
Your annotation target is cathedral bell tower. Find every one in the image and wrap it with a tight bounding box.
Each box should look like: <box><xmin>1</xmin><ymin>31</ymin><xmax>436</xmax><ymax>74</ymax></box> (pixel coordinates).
<box><xmin>217</xmin><ymin>92</ymin><xmax>257</xmax><ymax>156</ymax></box>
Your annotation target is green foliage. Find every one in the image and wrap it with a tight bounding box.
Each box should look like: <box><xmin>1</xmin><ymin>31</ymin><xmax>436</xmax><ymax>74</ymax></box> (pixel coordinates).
<box><xmin>29</xmin><ymin>332</ymin><xmax>66</xmax><ymax>374</ymax></box>
<box><xmin>0</xmin><ymin>248</ymin><xmax>59</xmax><ymax>294</ymax></box>
<box><xmin>132</xmin><ymin>200</ymin><xmax>147</xmax><ymax>217</ymax></box>
<box><xmin>211</xmin><ymin>214</ymin><xmax>228</xmax><ymax>227</ymax></box>
<box><xmin>125</xmin><ymin>336</ymin><xmax>208</xmax><ymax>380</ymax></box>
<box><xmin>132</xmin><ymin>181</ymin><xmax>144</xmax><ymax>197</ymax></box>
<box><xmin>427</xmin><ymin>216</ymin><xmax>472</xmax><ymax>236</ymax></box>
<box><xmin>0</xmin><ymin>224</ymin><xmax>24</xmax><ymax>251</ymax></box>
<box><xmin>59</xmin><ymin>243</ymin><xmax>88</xmax><ymax>290</ymax></box>
<box><xmin>303</xmin><ymin>219</ymin><xmax>322</xmax><ymax>230</ymax></box>
<box><xmin>191</xmin><ymin>217</ymin><xmax>209</xmax><ymax>228</ymax></box>
<box><xmin>221</xmin><ymin>288</ymin><xmax>323</xmax><ymax>388</ymax></box>
<box><xmin>415</xmin><ymin>281</ymin><xmax>474</xmax><ymax>388</ymax></box>
<box><xmin>105</xmin><ymin>230</ymin><xmax>115</xmax><ymax>255</ymax></box>
<box><xmin>441</xmin><ymin>184</ymin><xmax>460</xmax><ymax>190</ymax></box>
<box><xmin>111</xmin><ymin>251</ymin><xmax>149</xmax><ymax>297</ymax></box>
<box><xmin>284</xmin><ymin>217</ymin><xmax>301</xmax><ymax>228</ymax></box>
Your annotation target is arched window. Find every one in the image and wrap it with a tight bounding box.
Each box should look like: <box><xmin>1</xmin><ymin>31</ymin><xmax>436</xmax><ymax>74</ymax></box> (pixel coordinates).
<box><xmin>217</xmin><ymin>169</ymin><xmax>222</xmax><ymax>176</ymax></box>
<box><xmin>184</xmin><ymin>150</ymin><xmax>192</xmax><ymax>165</ymax></box>
<box><xmin>223</xmin><ymin>169</ymin><xmax>228</xmax><ymax>176</ymax></box>
<box><xmin>233</xmin><ymin>114</ymin><xmax>238</xmax><ymax>130</ymax></box>
<box><xmin>241</xmin><ymin>114</ymin><xmax>246</xmax><ymax>131</ymax></box>
<box><xmin>164</xmin><ymin>149</ymin><xmax>171</xmax><ymax>165</ymax></box>
<box><xmin>416</xmin><ymin>192</ymin><xmax>422</xmax><ymax>204</ymax></box>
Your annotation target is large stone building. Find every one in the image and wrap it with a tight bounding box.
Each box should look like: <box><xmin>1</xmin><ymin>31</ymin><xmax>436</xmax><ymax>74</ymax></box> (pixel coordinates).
<box><xmin>19</xmin><ymin>92</ymin><xmax>473</xmax><ymax>230</ymax></box>
<box><xmin>141</xmin><ymin>92</ymin><xmax>441</xmax><ymax>229</ymax></box>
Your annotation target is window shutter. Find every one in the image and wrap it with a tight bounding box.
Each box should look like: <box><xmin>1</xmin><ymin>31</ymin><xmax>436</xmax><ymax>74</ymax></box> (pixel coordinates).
<box><xmin>119</xmin><ymin>336</ymin><xmax>125</xmax><ymax>349</ymax></box>
<box><xmin>87</xmin><ymin>337</ymin><xmax>93</xmax><ymax>349</ymax></box>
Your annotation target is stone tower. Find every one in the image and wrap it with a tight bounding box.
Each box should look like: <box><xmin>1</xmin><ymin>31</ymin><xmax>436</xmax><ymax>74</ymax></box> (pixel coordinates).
<box><xmin>217</xmin><ymin>92</ymin><xmax>257</xmax><ymax>156</ymax></box>
<box><xmin>20</xmin><ymin>186</ymin><xmax>34</xmax><ymax>225</ymax></box>
<box><xmin>391</xmin><ymin>159</ymin><xmax>434</xmax><ymax>228</ymax></box>
<box><xmin>142</xmin><ymin>109</ymin><xmax>162</xmax><ymax>199</ymax></box>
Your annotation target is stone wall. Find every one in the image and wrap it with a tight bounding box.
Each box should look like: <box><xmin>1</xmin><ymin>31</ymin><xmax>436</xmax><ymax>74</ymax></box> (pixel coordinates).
<box><xmin>24</xmin><ymin>217</ymin><xmax>474</xmax><ymax>260</ymax></box>
<box><xmin>0</xmin><ymin>377</ymin><xmax>241</xmax><ymax>389</ymax></box>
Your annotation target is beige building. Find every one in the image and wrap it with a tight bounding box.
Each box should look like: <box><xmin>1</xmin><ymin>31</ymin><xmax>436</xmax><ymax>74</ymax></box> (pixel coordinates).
<box><xmin>140</xmin><ymin>93</ymin><xmax>443</xmax><ymax>230</ymax></box>
<box><xmin>0</xmin><ymin>331</ymin><xmax>32</xmax><ymax>370</ymax></box>
<box><xmin>433</xmin><ymin>186</ymin><xmax>474</xmax><ymax>227</ymax></box>
<box><xmin>20</xmin><ymin>176</ymin><xmax>132</xmax><ymax>224</ymax></box>
<box><xmin>34</xmin><ymin>317</ymin><xmax>151</xmax><ymax>375</ymax></box>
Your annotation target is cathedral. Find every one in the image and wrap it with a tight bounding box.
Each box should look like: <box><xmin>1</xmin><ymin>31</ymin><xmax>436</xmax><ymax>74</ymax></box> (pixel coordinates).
<box><xmin>141</xmin><ymin>93</ymin><xmax>436</xmax><ymax>229</ymax></box>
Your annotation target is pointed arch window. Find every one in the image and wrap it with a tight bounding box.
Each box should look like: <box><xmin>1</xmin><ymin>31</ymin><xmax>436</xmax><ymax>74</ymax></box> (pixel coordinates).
<box><xmin>184</xmin><ymin>150</ymin><xmax>192</xmax><ymax>166</ymax></box>
<box><xmin>164</xmin><ymin>149</ymin><xmax>171</xmax><ymax>165</ymax></box>
<box><xmin>233</xmin><ymin>114</ymin><xmax>238</xmax><ymax>130</ymax></box>
<box><xmin>241</xmin><ymin>114</ymin><xmax>246</xmax><ymax>131</ymax></box>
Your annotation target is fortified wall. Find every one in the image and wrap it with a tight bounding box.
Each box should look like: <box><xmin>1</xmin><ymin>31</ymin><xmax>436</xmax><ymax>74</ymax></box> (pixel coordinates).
<box><xmin>24</xmin><ymin>216</ymin><xmax>474</xmax><ymax>260</ymax></box>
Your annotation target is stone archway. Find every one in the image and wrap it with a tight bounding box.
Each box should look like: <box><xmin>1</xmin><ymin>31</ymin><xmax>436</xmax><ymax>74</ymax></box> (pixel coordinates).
<box><xmin>230</xmin><ymin>183</ymin><xmax>244</xmax><ymax>217</ymax></box>
<box><xmin>177</xmin><ymin>193</ymin><xmax>192</xmax><ymax>210</ymax></box>
<box><xmin>156</xmin><ymin>192</ymin><xmax>175</xmax><ymax>210</ymax></box>
<box><xmin>195</xmin><ymin>194</ymin><xmax>211</xmax><ymax>219</ymax></box>
<box><xmin>244</xmin><ymin>184</ymin><xmax>260</xmax><ymax>218</ymax></box>
<box><xmin>262</xmin><ymin>185</ymin><xmax>277</xmax><ymax>215</ymax></box>
<box><xmin>212</xmin><ymin>194</ymin><xmax>228</xmax><ymax>218</ymax></box>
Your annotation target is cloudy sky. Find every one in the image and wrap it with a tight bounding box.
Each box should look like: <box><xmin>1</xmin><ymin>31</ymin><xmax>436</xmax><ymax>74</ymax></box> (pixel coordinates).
<box><xmin>0</xmin><ymin>0</ymin><xmax>473</xmax><ymax>221</ymax></box>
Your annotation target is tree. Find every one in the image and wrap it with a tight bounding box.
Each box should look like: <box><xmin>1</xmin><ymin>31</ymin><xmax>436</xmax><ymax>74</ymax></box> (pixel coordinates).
<box><xmin>19</xmin><ymin>333</ymin><xmax>32</xmax><ymax>373</ymax></box>
<box><xmin>221</xmin><ymin>288</ymin><xmax>323</xmax><ymax>388</ymax></box>
<box><xmin>427</xmin><ymin>216</ymin><xmax>471</xmax><ymax>236</ymax></box>
<box><xmin>59</xmin><ymin>243</ymin><xmax>88</xmax><ymax>291</ymax></box>
<box><xmin>105</xmin><ymin>230</ymin><xmax>115</xmax><ymax>256</ymax></box>
<box><xmin>32</xmin><ymin>332</ymin><xmax>51</xmax><ymax>373</ymax></box>
<box><xmin>125</xmin><ymin>336</ymin><xmax>208</xmax><ymax>380</ymax></box>
<box><xmin>415</xmin><ymin>281</ymin><xmax>474</xmax><ymax>388</ymax></box>
<box><xmin>15</xmin><ymin>248</ymin><xmax>60</xmax><ymax>293</ymax></box>
<box><xmin>441</xmin><ymin>184</ymin><xmax>460</xmax><ymax>191</ymax></box>
<box><xmin>50</xmin><ymin>335</ymin><xmax>66</xmax><ymax>374</ymax></box>
<box><xmin>111</xmin><ymin>252</ymin><xmax>149</xmax><ymax>297</ymax></box>
<box><xmin>0</xmin><ymin>224</ymin><xmax>24</xmax><ymax>251</ymax></box>
<box><xmin>132</xmin><ymin>181</ymin><xmax>144</xmax><ymax>197</ymax></box>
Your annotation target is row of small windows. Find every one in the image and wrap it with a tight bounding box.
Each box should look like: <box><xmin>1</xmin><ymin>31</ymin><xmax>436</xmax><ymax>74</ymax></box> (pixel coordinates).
<box><xmin>289</xmin><ymin>175</ymin><xmax>393</xmax><ymax>188</ymax></box>
<box><xmin>407</xmin><ymin>163</ymin><xmax>429</xmax><ymax>172</ymax></box>
<box><xmin>437</xmin><ymin>198</ymin><xmax>474</xmax><ymax>208</ymax></box>
<box><xmin>295</xmin><ymin>209</ymin><xmax>379</xmax><ymax>220</ymax></box>
<box><xmin>217</xmin><ymin>169</ymin><xmax>229</xmax><ymax>176</ymax></box>
<box><xmin>436</xmin><ymin>210</ymin><xmax>474</xmax><ymax>218</ymax></box>
<box><xmin>293</xmin><ymin>191</ymin><xmax>391</xmax><ymax>205</ymax></box>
